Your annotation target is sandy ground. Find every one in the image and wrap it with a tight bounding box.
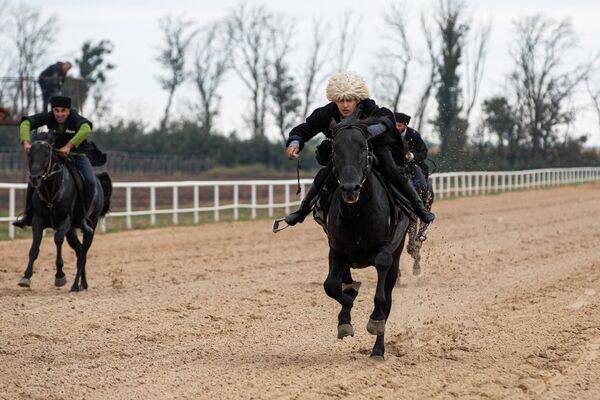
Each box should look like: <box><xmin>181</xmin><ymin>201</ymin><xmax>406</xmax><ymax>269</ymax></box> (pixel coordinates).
<box><xmin>1</xmin><ymin>183</ymin><xmax>599</xmax><ymax>400</ymax></box>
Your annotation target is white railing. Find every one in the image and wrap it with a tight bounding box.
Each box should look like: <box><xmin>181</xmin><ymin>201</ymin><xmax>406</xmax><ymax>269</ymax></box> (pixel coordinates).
<box><xmin>1</xmin><ymin>167</ymin><xmax>599</xmax><ymax>239</ymax></box>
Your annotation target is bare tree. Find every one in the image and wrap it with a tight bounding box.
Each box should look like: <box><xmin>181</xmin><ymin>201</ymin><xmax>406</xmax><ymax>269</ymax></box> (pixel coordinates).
<box><xmin>226</xmin><ymin>4</ymin><xmax>276</xmax><ymax>138</ymax></box>
<box><xmin>509</xmin><ymin>15</ymin><xmax>596</xmax><ymax>155</ymax></box>
<box><xmin>156</xmin><ymin>15</ymin><xmax>197</xmax><ymax>130</ymax></box>
<box><xmin>192</xmin><ymin>21</ymin><xmax>232</xmax><ymax>134</ymax></box>
<box><xmin>463</xmin><ymin>20</ymin><xmax>491</xmax><ymax>120</ymax></box>
<box><xmin>269</xmin><ymin>23</ymin><xmax>301</xmax><ymax>143</ymax></box>
<box><xmin>333</xmin><ymin>11</ymin><xmax>361</xmax><ymax>72</ymax></box>
<box><xmin>299</xmin><ymin>19</ymin><xmax>329</xmax><ymax>119</ymax></box>
<box><xmin>373</xmin><ymin>1</ymin><xmax>412</xmax><ymax>112</ymax></box>
<box><xmin>587</xmin><ymin>80</ymin><xmax>600</xmax><ymax>131</ymax></box>
<box><xmin>413</xmin><ymin>13</ymin><xmax>439</xmax><ymax>132</ymax></box>
<box><xmin>6</xmin><ymin>3</ymin><xmax>58</xmax><ymax>116</ymax></box>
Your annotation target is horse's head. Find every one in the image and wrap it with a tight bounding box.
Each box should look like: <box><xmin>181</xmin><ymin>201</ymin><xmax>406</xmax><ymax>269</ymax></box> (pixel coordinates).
<box><xmin>331</xmin><ymin>118</ymin><xmax>372</xmax><ymax>204</ymax></box>
<box><xmin>28</xmin><ymin>139</ymin><xmax>56</xmax><ymax>188</ymax></box>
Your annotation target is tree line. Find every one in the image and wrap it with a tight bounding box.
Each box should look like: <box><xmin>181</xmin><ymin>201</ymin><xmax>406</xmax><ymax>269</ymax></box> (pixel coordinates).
<box><xmin>1</xmin><ymin>0</ymin><xmax>599</xmax><ymax>174</ymax></box>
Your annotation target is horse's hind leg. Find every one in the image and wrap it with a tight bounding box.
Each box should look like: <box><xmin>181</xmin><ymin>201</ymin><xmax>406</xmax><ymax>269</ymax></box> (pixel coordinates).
<box><xmin>53</xmin><ymin>218</ymin><xmax>71</xmax><ymax>287</ymax></box>
<box><xmin>324</xmin><ymin>250</ymin><xmax>356</xmax><ymax>339</ymax></box>
<box><xmin>407</xmin><ymin>222</ymin><xmax>422</xmax><ymax>276</ymax></box>
<box><xmin>70</xmin><ymin>231</ymin><xmax>93</xmax><ymax>292</ymax></box>
<box><xmin>19</xmin><ymin>217</ymin><xmax>44</xmax><ymax>287</ymax></box>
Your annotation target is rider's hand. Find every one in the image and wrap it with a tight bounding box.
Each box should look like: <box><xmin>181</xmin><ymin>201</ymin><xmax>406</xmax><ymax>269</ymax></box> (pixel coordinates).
<box><xmin>58</xmin><ymin>143</ymin><xmax>74</xmax><ymax>158</ymax></box>
<box><xmin>405</xmin><ymin>151</ymin><xmax>414</xmax><ymax>162</ymax></box>
<box><xmin>23</xmin><ymin>141</ymin><xmax>31</xmax><ymax>154</ymax></box>
<box><xmin>286</xmin><ymin>145</ymin><xmax>299</xmax><ymax>159</ymax></box>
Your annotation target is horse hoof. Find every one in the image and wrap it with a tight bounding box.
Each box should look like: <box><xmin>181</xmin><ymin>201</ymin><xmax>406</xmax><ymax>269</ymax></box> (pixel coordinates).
<box><xmin>337</xmin><ymin>324</ymin><xmax>354</xmax><ymax>339</ymax></box>
<box><xmin>366</xmin><ymin>319</ymin><xmax>386</xmax><ymax>336</ymax></box>
<box><xmin>55</xmin><ymin>276</ymin><xmax>67</xmax><ymax>287</ymax></box>
<box><xmin>69</xmin><ymin>286</ymin><xmax>79</xmax><ymax>293</ymax></box>
<box><xmin>370</xmin><ymin>354</ymin><xmax>385</xmax><ymax>362</ymax></box>
<box><xmin>342</xmin><ymin>281</ymin><xmax>361</xmax><ymax>293</ymax></box>
<box><xmin>18</xmin><ymin>278</ymin><xmax>31</xmax><ymax>288</ymax></box>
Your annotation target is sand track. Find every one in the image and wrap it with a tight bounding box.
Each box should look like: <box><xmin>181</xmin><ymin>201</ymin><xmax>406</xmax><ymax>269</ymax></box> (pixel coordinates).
<box><xmin>1</xmin><ymin>183</ymin><xmax>599</xmax><ymax>399</ymax></box>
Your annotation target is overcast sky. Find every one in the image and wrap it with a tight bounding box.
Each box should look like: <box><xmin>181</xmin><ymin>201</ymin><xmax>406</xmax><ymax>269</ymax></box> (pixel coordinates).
<box><xmin>13</xmin><ymin>0</ymin><xmax>600</xmax><ymax>145</ymax></box>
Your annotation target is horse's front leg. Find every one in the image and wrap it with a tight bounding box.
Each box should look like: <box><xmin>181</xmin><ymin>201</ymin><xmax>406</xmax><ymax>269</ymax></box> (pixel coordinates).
<box><xmin>70</xmin><ymin>230</ymin><xmax>94</xmax><ymax>292</ymax></box>
<box><xmin>324</xmin><ymin>249</ymin><xmax>356</xmax><ymax>339</ymax></box>
<box><xmin>53</xmin><ymin>217</ymin><xmax>71</xmax><ymax>287</ymax></box>
<box><xmin>19</xmin><ymin>215</ymin><xmax>44</xmax><ymax>288</ymax></box>
<box><xmin>371</xmin><ymin>250</ymin><xmax>401</xmax><ymax>360</ymax></box>
<box><xmin>367</xmin><ymin>247</ymin><xmax>393</xmax><ymax>339</ymax></box>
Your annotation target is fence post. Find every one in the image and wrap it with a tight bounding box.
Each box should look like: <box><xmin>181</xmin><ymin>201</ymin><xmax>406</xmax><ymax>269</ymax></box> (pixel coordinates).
<box><xmin>251</xmin><ymin>184</ymin><xmax>257</xmax><ymax>219</ymax></box>
<box><xmin>126</xmin><ymin>186</ymin><xmax>132</xmax><ymax>229</ymax></box>
<box><xmin>172</xmin><ymin>186</ymin><xmax>178</xmax><ymax>225</ymax></box>
<box><xmin>214</xmin><ymin>185</ymin><xmax>219</xmax><ymax>222</ymax></box>
<box><xmin>9</xmin><ymin>188</ymin><xmax>15</xmax><ymax>239</ymax></box>
<box><xmin>193</xmin><ymin>185</ymin><xmax>199</xmax><ymax>224</ymax></box>
<box><xmin>150</xmin><ymin>187</ymin><xmax>156</xmax><ymax>226</ymax></box>
<box><xmin>233</xmin><ymin>184</ymin><xmax>239</xmax><ymax>221</ymax></box>
<box><xmin>284</xmin><ymin>184</ymin><xmax>290</xmax><ymax>213</ymax></box>
<box><xmin>268</xmin><ymin>184</ymin><xmax>274</xmax><ymax>217</ymax></box>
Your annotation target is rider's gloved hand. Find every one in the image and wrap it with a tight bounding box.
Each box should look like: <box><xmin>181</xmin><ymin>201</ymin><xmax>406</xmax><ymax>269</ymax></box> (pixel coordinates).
<box><xmin>366</xmin><ymin>123</ymin><xmax>386</xmax><ymax>137</ymax></box>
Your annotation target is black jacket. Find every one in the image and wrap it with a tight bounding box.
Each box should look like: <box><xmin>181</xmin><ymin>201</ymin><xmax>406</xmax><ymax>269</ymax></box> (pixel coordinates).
<box><xmin>38</xmin><ymin>62</ymin><xmax>67</xmax><ymax>90</ymax></box>
<box><xmin>22</xmin><ymin>111</ymin><xmax>93</xmax><ymax>151</ymax></box>
<box><xmin>286</xmin><ymin>99</ymin><xmax>395</xmax><ymax>150</ymax></box>
<box><xmin>392</xmin><ymin>127</ymin><xmax>429</xmax><ymax>176</ymax></box>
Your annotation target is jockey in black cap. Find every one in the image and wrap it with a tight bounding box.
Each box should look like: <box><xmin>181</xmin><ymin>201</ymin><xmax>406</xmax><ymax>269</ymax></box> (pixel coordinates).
<box><xmin>14</xmin><ymin>95</ymin><xmax>96</xmax><ymax>234</ymax></box>
<box><xmin>393</xmin><ymin>112</ymin><xmax>430</xmax><ymax>201</ymax></box>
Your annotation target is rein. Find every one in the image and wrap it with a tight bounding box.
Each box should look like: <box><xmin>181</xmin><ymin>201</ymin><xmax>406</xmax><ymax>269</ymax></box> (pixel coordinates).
<box><xmin>30</xmin><ymin>142</ymin><xmax>64</xmax><ymax>209</ymax></box>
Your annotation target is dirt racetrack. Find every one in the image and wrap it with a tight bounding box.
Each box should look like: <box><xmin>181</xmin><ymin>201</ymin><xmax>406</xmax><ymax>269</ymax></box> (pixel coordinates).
<box><xmin>1</xmin><ymin>183</ymin><xmax>599</xmax><ymax>399</ymax></box>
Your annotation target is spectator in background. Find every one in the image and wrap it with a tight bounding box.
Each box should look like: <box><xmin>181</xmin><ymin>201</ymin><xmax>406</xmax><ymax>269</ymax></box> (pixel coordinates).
<box><xmin>38</xmin><ymin>61</ymin><xmax>72</xmax><ymax>112</ymax></box>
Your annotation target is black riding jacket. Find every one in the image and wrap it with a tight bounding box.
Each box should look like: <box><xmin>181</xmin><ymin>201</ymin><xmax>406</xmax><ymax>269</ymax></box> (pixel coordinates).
<box><xmin>286</xmin><ymin>99</ymin><xmax>395</xmax><ymax>150</ymax></box>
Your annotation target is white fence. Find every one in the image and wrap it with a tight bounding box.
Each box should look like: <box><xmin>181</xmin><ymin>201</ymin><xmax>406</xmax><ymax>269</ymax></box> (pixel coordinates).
<box><xmin>1</xmin><ymin>167</ymin><xmax>599</xmax><ymax>239</ymax></box>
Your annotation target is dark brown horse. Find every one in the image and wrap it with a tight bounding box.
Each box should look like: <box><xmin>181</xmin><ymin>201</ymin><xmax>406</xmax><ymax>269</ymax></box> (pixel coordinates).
<box><xmin>324</xmin><ymin>117</ymin><xmax>410</xmax><ymax>360</ymax></box>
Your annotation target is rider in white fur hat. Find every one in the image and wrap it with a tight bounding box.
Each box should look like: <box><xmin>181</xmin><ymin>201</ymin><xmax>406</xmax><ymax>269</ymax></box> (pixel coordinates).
<box><xmin>282</xmin><ymin>71</ymin><xmax>435</xmax><ymax>228</ymax></box>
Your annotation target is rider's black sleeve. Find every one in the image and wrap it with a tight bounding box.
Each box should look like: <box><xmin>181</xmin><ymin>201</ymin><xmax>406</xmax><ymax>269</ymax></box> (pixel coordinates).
<box><xmin>286</xmin><ymin>103</ymin><xmax>339</xmax><ymax>150</ymax></box>
<box><xmin>405</xmin><ymin>127</ymin><xmax>428</xmax><ymax>162</ymax></box>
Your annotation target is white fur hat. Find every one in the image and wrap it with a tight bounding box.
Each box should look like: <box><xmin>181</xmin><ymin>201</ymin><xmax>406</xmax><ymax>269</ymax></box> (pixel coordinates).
<box><xmin>326</xmin><ymin>71</ymin><xmax>370</xmax><ymax>102</ymax></box>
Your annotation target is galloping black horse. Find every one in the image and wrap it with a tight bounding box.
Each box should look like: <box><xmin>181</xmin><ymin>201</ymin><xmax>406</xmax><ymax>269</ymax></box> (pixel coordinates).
<box><xmin>324</xmin><ymin>117</ymin><xmax>410</xmax><ymax>360</ymax></box>
<box><xmin>18</xmin><ymin>132</ymin><xmax>112</xmax><ymax>292</ymax></box>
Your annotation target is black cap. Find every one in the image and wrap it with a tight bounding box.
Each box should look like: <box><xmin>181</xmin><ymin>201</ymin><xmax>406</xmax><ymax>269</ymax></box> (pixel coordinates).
<box><xmin>394</xmin><ymin>112</ymin><xmax>411</xmax><ymax>125</ymax></box>
<box><xmin>50</xmin><ymin>96</ymin><xmax>71</xmax><ymax>109</ymax></box>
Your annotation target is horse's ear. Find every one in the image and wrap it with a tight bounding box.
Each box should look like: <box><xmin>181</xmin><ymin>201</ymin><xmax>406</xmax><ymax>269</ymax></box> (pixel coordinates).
<box><xmin>329</xmin><ymin>118</ymin><xmax>338</xmax><ymax>132</ymax></box>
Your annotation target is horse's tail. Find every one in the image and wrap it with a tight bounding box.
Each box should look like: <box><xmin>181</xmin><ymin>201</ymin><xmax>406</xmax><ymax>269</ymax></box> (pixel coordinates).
<box><xmin>97</xmin><ymin>172</ymin><xmax>112</xmax><ymax>217</ymax></box>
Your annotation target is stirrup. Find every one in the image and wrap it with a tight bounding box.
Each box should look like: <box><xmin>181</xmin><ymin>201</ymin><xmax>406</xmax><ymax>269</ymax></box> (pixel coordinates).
<box><xmin>272</xmin><ymin>218</ymin><xmax>290</xmax><ymax>233</ymax></box>
<box><xmin>418</xmin><ymin>221</ymin><xmax>432</xmax><ymax>241</ymax></box>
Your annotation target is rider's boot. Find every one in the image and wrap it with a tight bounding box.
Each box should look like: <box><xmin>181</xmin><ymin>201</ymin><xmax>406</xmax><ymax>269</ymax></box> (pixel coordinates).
<box><xmin>13</xmin><ymin>184</ymin><xmax>34</xmax><ymax>229</ymax></box>
<box><xmin>390</xmin><ymin>173</ymin><xmax>435</xmax><ymax>224</ymax></box>
<box><xmin>284</xmin><ymin>164</ymin><xmax>332</xmax><ymax>226</ymax></box>
<box><xmin>284</xmin><ymin>181</ymin><xmax>321</xmax><ymax>226</ymax></box>
<box><xmin>80</xmin><ymin>186</ymin><xmax>94</xmax><ymax>235</ymax></box>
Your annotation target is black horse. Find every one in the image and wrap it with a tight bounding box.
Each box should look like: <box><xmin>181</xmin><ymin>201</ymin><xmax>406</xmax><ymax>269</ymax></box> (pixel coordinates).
<box><xmin>18</xmin><ymin>132</ymin><xmax>112</xmax><ymax>292</ymax></box>
<box><xmin>324</xmin><ymin>117</ymin><xmax>411</xmax><ymax>360</ymax></box>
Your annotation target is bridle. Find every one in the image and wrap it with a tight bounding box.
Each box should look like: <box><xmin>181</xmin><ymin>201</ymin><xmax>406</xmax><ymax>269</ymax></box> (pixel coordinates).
<box><xmin>29</xmin><ymin>140</ymin><xmax>64</xmax><ymax>208</ymax></box>
<box><xmin>331</xmin><ymin>123</ymin><xmax>373</xmax><ymax>190</ymax></box>
<box><xmin>31</xmin><ymin>141</ymin><xmax>62</xmax><ymax>181</ymax></box>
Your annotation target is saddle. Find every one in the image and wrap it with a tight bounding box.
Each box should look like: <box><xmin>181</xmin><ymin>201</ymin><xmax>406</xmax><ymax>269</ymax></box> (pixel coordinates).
<box><xmin>65</xmin><ymin>161</ymin><xmax>88</xmax><ymax>204</ymax></box>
